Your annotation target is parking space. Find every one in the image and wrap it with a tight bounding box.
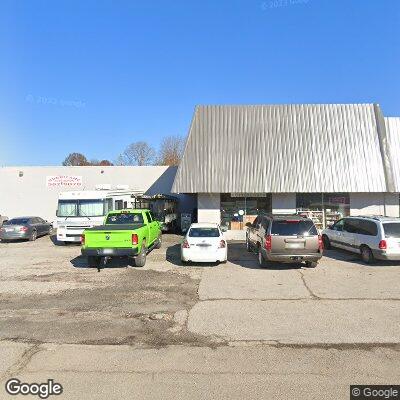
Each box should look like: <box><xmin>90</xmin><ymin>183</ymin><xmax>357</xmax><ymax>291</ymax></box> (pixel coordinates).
<box><xmin>0</xmin><ymin>235</ymin><xmax>399</xmax><ymax>399</ymax></box>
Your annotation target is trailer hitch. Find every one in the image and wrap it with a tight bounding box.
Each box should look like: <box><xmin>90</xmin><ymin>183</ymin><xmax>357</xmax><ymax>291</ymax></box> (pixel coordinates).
<box><xmin>97</xmin><ymin>256</ymin><xmax>111</xmax><ymax>272</ymax></box>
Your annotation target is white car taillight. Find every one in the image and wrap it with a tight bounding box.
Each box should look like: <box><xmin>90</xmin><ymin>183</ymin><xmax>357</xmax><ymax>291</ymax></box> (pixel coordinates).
<box><xmin>182</xmin><ymin>240</ymin><xmax>190</xmax><ymax>248</ymax></box>
<box><xmin>218</xmin><ymin>240</ymin><xmax>226</xmax><ymax>248</ymax></box>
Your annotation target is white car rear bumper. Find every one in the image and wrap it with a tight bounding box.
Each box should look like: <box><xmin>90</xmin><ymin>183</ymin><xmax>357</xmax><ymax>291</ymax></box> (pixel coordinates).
<box><xmin>181</xmin><ymin>248</ymin><xmax>227</xmax><ymax>263</ymax></box>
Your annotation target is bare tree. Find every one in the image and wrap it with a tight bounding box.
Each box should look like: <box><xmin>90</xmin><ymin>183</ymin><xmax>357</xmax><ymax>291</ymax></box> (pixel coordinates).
<box><xmin>98</xmin><ymin>159</ymin><xmax>113</xmax><ymax>166</ymax></box>
<box><xmin>117</xmin><ymin>141</ymin><xmax>156</xmax><ymax>166</ymax></box>
<box><xmin>90</xmin><ymin>159</ymin><xmax>113</xmax><ymax>166</ymax></box>
<box><xmin>156</xmin><ymin>135</ymin><xmax>186</xmax><ymax>166</ymax></box>
<box><xmin>62</xmin><ymin>153</ymin><xmax>89</xmax><ymax>166</ymax></box>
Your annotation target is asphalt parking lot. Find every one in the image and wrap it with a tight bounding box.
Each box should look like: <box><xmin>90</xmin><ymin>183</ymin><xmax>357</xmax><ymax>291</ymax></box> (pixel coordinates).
<box><xmin>0</xmin><ymin>234</ymin><xmax>399</xmax><ymax>399</ymax></box>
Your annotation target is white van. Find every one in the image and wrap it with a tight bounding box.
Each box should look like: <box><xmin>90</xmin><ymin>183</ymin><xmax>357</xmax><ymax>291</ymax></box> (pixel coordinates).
<box><xmin>322</xmin><ymin>216</ymin><xmax>400</xmax><ymax>263</ymax></box>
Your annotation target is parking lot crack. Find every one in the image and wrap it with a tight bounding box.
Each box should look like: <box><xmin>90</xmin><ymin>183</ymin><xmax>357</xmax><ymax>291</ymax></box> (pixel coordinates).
<box><xmin>297</xmin><ymin>270</ymin><xmax>320</xmax><ymax>299</ymax></box>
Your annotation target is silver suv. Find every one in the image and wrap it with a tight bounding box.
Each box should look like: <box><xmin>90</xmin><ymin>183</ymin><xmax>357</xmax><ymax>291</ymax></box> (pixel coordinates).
<box><xmin>246</xmin><ymin>214</ymin><xmax>323</xmax><ymax>268</ymax></box>
<box><xmin>321</xmin><ymin>216</ymin><xmax>400</xmax><ymax>263</ymax></box>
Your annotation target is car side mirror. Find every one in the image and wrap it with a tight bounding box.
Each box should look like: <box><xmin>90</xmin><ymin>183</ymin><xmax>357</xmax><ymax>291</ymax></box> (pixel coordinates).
<box><xmin>220</xmin><ymin>226</ymin><xmax>228</xmax><ymax>232</ymax></box>
<box><xmin>245</xmin><ymin>222</ymin><xmax>252</xmax><ymax>228</ymax></box>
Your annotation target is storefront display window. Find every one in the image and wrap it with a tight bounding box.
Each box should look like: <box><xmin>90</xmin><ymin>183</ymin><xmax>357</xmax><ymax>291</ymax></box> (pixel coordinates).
<box><xmin>296</xmin><ymin>193</ymin><xmax>350</xmax><ymax>229</ymax></box>
<box><xmin>220</xmin><ymin>194</ymin><xmax>272</xmax><ymax>230</ymax></box>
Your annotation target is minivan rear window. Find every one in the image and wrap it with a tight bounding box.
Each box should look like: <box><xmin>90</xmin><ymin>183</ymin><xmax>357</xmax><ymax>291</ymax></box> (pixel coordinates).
<box><xmin>271</xmin><ymin>220</ymin><xmax>318</xmax><ymax>236</ymax></box>
<box><xmin>383</xmin><ymin>223</ymin><xmax>400</xmax><ymax>238</ymax></box>
<box><xmin>189</xmin><ymin>228</ymin><xmax>220</xmax><ymax>237</ymax></box>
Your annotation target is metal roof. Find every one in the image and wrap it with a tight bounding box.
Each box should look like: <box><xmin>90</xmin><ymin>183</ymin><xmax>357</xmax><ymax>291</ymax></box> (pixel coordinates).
<box><xmin>173</xmin><ymin>104</ymin><xmax>394</xmax><ymax>193</ymax></box>
<box><xmin>385</xmin><ymin>117</ymin><xmax>400</xmax><ymax>192</ymax></box>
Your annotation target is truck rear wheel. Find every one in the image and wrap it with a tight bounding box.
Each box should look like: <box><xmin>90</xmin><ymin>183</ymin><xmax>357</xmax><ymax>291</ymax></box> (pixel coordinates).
<box><xmin>154</xmin><ymin>235</ymin><xmax>162</xmax><ymax>249</ymax></box>
<box><xmin>134</xmin><ymin>242</ymin><xmax>147</xmax><ymax>267</ymax></box>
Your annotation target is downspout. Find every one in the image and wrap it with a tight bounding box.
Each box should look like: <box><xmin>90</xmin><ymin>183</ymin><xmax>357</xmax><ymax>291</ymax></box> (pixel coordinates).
<box><xmin>374</xmin><ymin>104</ymin><xmax>395</xmax><ymax>215</ymax></box>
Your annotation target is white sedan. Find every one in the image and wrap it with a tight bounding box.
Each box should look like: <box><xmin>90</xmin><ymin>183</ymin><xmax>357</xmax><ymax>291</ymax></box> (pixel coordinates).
<box><xmin>181</xmin><ymin>223</ymin><xmax>228</xmax><ymax>264</ymax></box>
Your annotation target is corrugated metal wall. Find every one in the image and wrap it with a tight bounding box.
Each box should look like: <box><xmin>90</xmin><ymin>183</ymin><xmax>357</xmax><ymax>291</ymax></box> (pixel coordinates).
<box><xmin>385</xmin><ymin>117</ymin><xmax>400</xmax><ymax>192</ymax></box>
<box><xmin>173</xmin><ymin>104</ymin><xmax>393</xmax><ymax>193</ymax></box>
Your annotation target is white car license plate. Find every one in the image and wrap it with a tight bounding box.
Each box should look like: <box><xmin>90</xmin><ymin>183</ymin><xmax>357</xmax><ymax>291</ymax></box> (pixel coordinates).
<box><xmin>5</xmin><ymin>228</ymin><xmax>14</xmax><ymax>232</ymax></box>
<box><xmin>102</xmin><ymin>249</ymin><xmax>113</xmax><ymax>255</ymax></box>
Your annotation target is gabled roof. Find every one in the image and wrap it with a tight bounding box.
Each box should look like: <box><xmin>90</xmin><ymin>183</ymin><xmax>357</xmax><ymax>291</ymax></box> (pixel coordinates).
<box><xmin>172</xmin><ymin>104</ymin><xmax>396</xmax><ymax>193</ymax></box>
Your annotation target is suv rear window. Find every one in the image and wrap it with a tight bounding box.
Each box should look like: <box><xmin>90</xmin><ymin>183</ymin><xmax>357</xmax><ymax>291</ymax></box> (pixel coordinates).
<box><xmin>106</xmin><ymin>213</ymin><xmax>144</xmax><ymax>225</ymax></box>
<box><xmin>189</xmin><ymin>228</ymin><xmax>220</xmax><ymax>237</ymax></box>
<box><xmin>271</xmin><ymin>220</ymin><xmax>318</xmax><ymax>236</ymax></box>
<box><xmin>383</xmin><ymin>223</ymin><xmax>400</xmax><ymax>238</ymax></box>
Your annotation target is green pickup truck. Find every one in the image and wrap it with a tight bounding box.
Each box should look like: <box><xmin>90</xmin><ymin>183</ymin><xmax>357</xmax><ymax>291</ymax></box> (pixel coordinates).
<box><xmin>81</xmin><ymin>209</ymin><xmax>162</xmax><ymax>268</ymax></box>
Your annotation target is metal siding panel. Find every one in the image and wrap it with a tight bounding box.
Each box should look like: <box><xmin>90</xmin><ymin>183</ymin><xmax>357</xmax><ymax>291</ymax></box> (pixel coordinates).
<box><xmin>385</xmin><ymin>117</ymin><xmax>400</xmax><ymax>192</ymax></box>
<box><xmin>172</xmin><ymin>104</ymin><xmax>389</xmax><ymax>193</ymax></box>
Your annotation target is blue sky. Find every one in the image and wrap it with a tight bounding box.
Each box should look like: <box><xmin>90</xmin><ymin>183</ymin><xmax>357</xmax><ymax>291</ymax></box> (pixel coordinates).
<box><xmin>1</xmin><ymin>0</ymin><xmax>399</xmax><ymax>166</ymax></box>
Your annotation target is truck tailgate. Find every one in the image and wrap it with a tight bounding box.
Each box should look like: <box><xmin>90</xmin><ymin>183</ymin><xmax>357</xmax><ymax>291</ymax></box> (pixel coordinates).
<box><xmin>84</xmin><ymin>224</ymin><xmax>143</xmax><ymax>248</ymax></box>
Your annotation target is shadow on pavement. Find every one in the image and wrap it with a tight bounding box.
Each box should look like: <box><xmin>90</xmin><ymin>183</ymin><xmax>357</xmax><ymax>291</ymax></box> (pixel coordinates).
<box><xmin>70</xmin><ymin>255</ymin><xmax>132</xmax><ymax>269</ymax></box>
<box><xmin>323</xmin><ymin>248</ymin><xmax>400</xmax><ymax>267</ymax></box>
<box><xmin>166</xmin><ymin>243</ymin><xmax>221</xmax><ymax>267</ymax></box>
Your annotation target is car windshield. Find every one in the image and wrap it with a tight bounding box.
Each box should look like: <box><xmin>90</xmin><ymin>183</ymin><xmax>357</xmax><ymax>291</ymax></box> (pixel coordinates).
<box><xmin>383</xmin><ymin>223</ymin><xmax>400</xmax><ymax>238</ymax></box>
<box><xmin>106</xmin><ymin>213</ymin><xmax>144</xmax><ymax>224</ymax></box>
<box><xmin>189</xmin><ymin>228</ymin><xmax>220</xmax><ymax>237</ymax></box>
<box><xmin>58</xmin><ymin>200</ymin><xmax>78</xmax><ymax>217</ymax></box>
<box><xmin>78</xmin><ymin>200</ymin><xmax>104</xmax><ymax>217</ymax></box>
<box><xmin>58</xmin><ymin>199</ymin><xmax>105</xmax><ymax>217</ymax></box>
<box><xmin>6</xmin><ymin>218</ymin><xmax>30</xmax><ymax>225</ymax></box>
<box><xmin>271</xmin><ymin>220</ymin><xmax>318</xmax><ymax>236</ymax></box>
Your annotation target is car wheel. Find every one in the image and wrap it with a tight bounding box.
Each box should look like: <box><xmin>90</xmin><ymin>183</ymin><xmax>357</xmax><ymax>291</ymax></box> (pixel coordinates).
<box><xmin>246</xmin><ymin>236</ymin><xmax>251</xmax><ymax>252</ymax></box>
<box><xmin>360</xmin><ymin>245</ymin><xmax>374</xmax><ymax>264</ymax></box>
<box><xmin>134</xmin><ymin>242</ymin><xmax>147</xmax><ymax>267</ymax></box>
<box><xmin>305</xmin><ymin>261</ymin><xmax>318</xmax><ymax>268</ymax></box>
<box><xmin>154</xmin><ymin>235</ymin><xmax>162</xmax><ymax>249</ymax></box>
<box><xmin>322</xmin><ymin>235</ymin><xmax>331</xmax><ymax>250</ymax></box>
<box><xmin>29</xmin><ymin>230</ymin><xmax>37</xmax><ymax>241</ymax></box>
<box><xmin>87</xmin><ymin>256</ymin><xmax>100</xmax><ymax>268</ymax></box>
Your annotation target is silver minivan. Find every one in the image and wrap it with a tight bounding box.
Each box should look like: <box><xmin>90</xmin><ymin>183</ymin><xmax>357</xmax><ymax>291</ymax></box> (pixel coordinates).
<box><xmin>321</xmin><ymin>216</ymin><xmax>400</xmax><ymax>263</ymax></box>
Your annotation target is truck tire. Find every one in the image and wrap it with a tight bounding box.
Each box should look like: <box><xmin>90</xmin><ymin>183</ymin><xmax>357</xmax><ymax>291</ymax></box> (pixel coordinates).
<box><xmin>134</xmin><ymin>242</ymin><xmax>147</xmax><ymax>267</ymax></box>
<box><xmin>154</xmin><ymin>235</ymin><xmax>162</xmax><ymax>249</ymax></box>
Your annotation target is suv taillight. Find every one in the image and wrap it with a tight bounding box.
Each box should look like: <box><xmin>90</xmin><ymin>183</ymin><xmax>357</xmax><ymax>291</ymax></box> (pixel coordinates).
<box><xmin>379</xmin><ymin>240</ymin><xmax>387</xmax><ymax>250</ymax></box>
<box><xmin>318</xmin><ymin>235</ymin><xmax>323</xmax><ymax>250</ymax></box>
<box><xmin>218</xmin><ymin>240</ymin><xmax>226</xmax><ymax>248</ymax></box>
<box><xmin>265</xmin><ymin>234</ymin><xmax>272</xmax><ymax>251</ymax></box>
<box><xmin>80</xmin><ymin>234</ymin><xmax>85</xmax><ymax>245</ymax></box>
<box><xmin>132</xmin><ymin>234</ymin><xmax>138</xmax><ymax>245</ymax></box>
<box><xmin>182</xmin><ymin>239</ymin><xmax>190</xmax><ymax>248</ymax></box>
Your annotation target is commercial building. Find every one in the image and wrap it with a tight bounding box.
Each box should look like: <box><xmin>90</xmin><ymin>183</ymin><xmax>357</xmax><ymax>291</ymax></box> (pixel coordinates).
<box><xmin>172</xmin><ymin>104</ymin><xmax>400</xmax><ymax>239</ymax></box>
<box><xmin>0</xmin><ymin>165</ymin><xmax>195</xmax><ymax>224</ymax></box>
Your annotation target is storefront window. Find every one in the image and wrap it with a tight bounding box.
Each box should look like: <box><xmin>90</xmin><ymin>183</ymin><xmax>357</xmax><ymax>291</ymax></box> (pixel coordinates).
<box><xmin>296</xmin><ymin>193</ymin><xmax>350</xmax><ymax>229</ymax></box>
<box><xmin>220</xmin><ymin>194</ymin><xmax>272</xmax><ymax>230</ymax></box>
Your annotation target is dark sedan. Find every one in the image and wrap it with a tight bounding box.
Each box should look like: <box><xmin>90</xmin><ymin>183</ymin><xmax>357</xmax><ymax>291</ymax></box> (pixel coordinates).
<box><xmin>0</xmin><ymin>217</ymin><xmax>52</xmax><ymax>242</ymax></box>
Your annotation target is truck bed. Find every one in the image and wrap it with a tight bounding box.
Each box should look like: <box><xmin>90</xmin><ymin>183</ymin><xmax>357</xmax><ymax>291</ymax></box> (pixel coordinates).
<box><xmin>83</xmin><ymin>223</ymin><xmax>145</xmax><ymax>249</ymax></box>
<box><xmin>85</xmin><ymin>223</ymin><xmax>144</xmax><ymax>232</ymax></box>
